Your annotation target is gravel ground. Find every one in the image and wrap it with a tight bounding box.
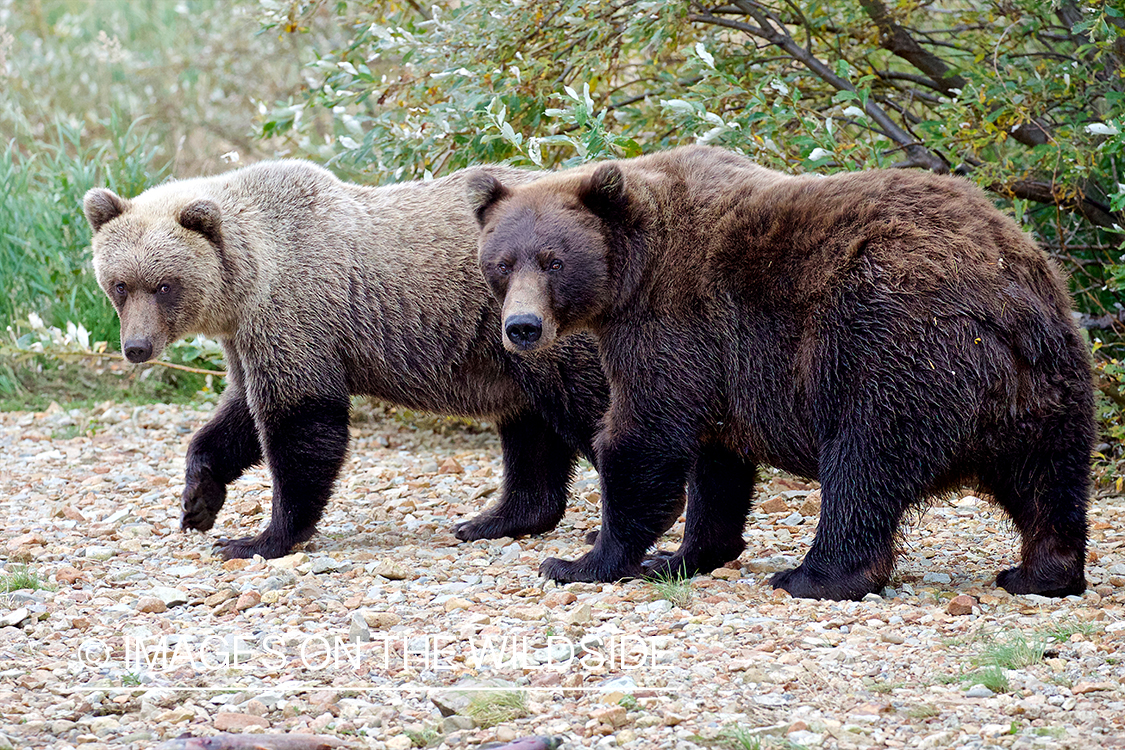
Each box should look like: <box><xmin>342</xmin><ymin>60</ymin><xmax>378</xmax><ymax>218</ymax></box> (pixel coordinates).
<box><xmin>1</xmin><ymin>399</ymin><xmax>1124</xmax><ymax>750</ymax></box>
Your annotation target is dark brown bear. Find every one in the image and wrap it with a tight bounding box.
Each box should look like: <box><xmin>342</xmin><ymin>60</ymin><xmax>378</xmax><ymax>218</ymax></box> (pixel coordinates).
<box><xmin>467</xmin><ymin>145</ymin><xmax>1093</xmax><ymax>601</ymax></box>
<box><xmin>84</xmin><ymin>161</ymin><xmax>612</xmax><ymax>559</ymax></box>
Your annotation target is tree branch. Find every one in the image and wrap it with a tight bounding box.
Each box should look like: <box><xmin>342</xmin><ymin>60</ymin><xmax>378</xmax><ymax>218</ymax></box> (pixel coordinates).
<box><xmin>858</xmin><ymin>0</ymin><xmax>1049</xmax><ymax>147</ymax></box>
<box><xmin>992</xmin><ymin>179</ymin><xmax>1122</xmax><ymax>229</ymax></box>
<box><xmin>404</xmin><ymin>0</ymin><xmax>431</xmax><ymax>22</ymax></box>
<box><xmin>857</xmin><ymin>0</ymin><xmax>966</xmax><ymax>93</ymax></box>
<box><xmin>689</xmin><ymin>2</ymin><xmax>948</xmax><ymax>172</ymax></box>
<box><xmin>873</xmin><ymin>69</ymin><xmax>948</xmax><ymax>92</ymax></box>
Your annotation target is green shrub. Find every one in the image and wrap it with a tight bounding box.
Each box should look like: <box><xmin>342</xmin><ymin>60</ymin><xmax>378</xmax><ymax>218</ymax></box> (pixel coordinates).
<box><xmin>0</xmin><ymin>116</ymin><xmax>166</xmax><ymax>348</ymax></box>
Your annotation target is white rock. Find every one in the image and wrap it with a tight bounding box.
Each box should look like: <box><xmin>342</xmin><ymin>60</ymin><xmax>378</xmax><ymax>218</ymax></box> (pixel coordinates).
<box><xmin>599</xmin><ymin>676</ymin><xmax>637</xmax><ymax>692</ymax></box>
<box><xmin>349</xmin><ymin>612</ymin><xmax>372</xmax><ymax>643</ymax></box>
<box><xmin>150</xmin><ymin>587</ymin><xmax>189</xmax><ymax>607</ymax></box>
<box><xmin>0</xmin><ymin>608</ymin><xmax>30</xmax><ymax>628</ymax></box>
<box><xmin>788</xmin><ymin>730</ymin><xmax>824</xmax><ymax>747</ymax></box>
<box><xmin>310</xmin><ymin>557</ymin><xmax>339</xmax><ymax>574</ymax></box>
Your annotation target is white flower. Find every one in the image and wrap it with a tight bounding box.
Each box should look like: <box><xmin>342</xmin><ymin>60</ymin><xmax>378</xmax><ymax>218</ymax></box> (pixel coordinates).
<box><xmin>697</xmin><ymin>126</ymin><xmax>725</xmax><ymax>144</ymax></box>
<box><xmin>842</xmin><ymin>106</ymin><xmax>866</xmax><ymax>119</ymax></box>
<box><xmin>769</xmin><ymin>79</ymin><xmax>789</xmax><ymax>96</ymax></box>
<box><xmin>1085</xmin><ymin>122</ymin><xmax>1119</xmax><ymax>136</ymax></box>
<box><xmin>695</xmin><ymin>42</ymin><xmax>715</xmax><ymax>69</ymax></box>
<box><xmin>338</xmin><ymin>136</ymin><xmax>360</xmax><ymax>150</ymax></box>
<box><xmin>660</xmin><ymin>99</ymin><xmax>695</xmax><ymax>113</ymax></box>
<box><xmin>808</xmin><ymin>147</ymin><xmax>833</xmax><ymax>161</ymax></box>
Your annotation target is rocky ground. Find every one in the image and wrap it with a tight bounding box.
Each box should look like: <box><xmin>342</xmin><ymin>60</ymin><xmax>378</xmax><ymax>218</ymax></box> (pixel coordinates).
<box><xmin>0</xmin><ymin>399</ymin><xmax>1124</xmax><ymax>750</ymax></box>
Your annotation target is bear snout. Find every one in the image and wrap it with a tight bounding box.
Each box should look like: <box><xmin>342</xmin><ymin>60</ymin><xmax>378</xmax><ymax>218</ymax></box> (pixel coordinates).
<box><xmin>124</xmin><ymin>338</ymin><xmax>154</xmax><ymax>363</ymax></box>
<box><xmin>504</xmin><ymin>313</ymin><xmax>543</xmax><ymax>349</ymax></box>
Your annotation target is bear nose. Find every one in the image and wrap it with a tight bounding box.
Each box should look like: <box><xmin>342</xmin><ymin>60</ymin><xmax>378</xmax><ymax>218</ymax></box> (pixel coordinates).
<box><xmin>505</xmin><ymin>314</ymin><xmax>543</xmax><ymax>348</ymax></box>
<box><xmin>124</xmin><ymin>339</ymin><xmax>153</xmax><ymax>363</ymax></box>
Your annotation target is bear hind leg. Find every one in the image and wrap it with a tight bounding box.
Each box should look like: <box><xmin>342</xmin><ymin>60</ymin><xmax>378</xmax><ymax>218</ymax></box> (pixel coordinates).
<box><xmin>453</xmin><ymin>410</ymin><xmax>576</xmax><ymax>541</ymax></box>
<box><xmin>771</xmin><ymin>434</ymin><xmax>923</xmax><ymax>600</ymax></box>
<box><xmin>982</xmin><ymin>429</ymin><xmax>1090</xmax><ymax>598</ymax></box>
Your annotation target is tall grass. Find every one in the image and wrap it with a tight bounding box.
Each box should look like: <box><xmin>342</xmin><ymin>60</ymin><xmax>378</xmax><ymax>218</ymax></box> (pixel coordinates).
<box><xmin>0</xmin><ymin>114</ymin><xmax>166</xmax><ymax>347</ymax></box>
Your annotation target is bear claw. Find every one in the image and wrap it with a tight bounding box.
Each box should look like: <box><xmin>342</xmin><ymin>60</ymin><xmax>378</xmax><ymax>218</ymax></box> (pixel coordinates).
<box><xmin>213</xmin><ymin>534</ymin><xmax>292</xmax><ymax>560</ymax></box>
<box><xmin>995</xmin><ymin>565</ymin><xmax>1085</xmax><ymax>598</ymax></box>
<box><xmin>642</xmin><ymin>553</ymin><xmax>699</xmax><ymax>580</ymax></box>
<box><xmin>180</xmin><ymin>471</ymin><xmax>226</xmax><ymax>532</ymax></box>
<box><xmin>452</xmin><ymin>511</ymin><xmax>560</xmax><ymax>542</ymax></box>
<box><xmin>539</xmin><ymin>555</ymin><xmax>643</xmax><ymax>583</ymax></box>
<box><xmin>770</xmin><ymin>565</ymin><xmax>883</xmax><ymax>601</ymax></box>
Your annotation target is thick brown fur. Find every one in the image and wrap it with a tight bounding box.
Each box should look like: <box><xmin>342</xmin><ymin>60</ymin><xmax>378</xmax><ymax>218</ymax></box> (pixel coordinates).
<box><xmin>84</xmin><ymin>161</ymin><xmax>610</xmax><ymax>559</ymax></box>
<box><xmin>468</xmin><ymin>144</ymin><xmax>1094</xmax><ymax>600</ymax></box>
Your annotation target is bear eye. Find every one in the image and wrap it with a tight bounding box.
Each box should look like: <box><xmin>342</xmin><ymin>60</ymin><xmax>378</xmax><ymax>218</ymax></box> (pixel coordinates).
<box><xmin>548</xmin><ymin>259</ymin><xmax>563</xmax><ymax>272</ymax></box>
<box><xmin>157</xmin><ymin>283</ymin><xmax>171</xmax><ymax>295</ymax></box>
<box><xmin>114</xmin><ymin>282</ymin><xmax>127</xmax><ymax>296</ymax></box>
<box><xmin>497</xmin><ymin>262</ymin><xmax>512</xmax><ymax>276</ymax></box>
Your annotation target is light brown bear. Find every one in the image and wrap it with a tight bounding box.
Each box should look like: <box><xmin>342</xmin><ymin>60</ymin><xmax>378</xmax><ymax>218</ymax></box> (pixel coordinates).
<box><xmin>83</xmin><ymin>161</ymin><xmax>610</xmax><ymax>558</ymax></box>
<box><xmin>467</xmin><ymin>145</ymin><xmax>1093</xmax><ymax>601</ymax></box>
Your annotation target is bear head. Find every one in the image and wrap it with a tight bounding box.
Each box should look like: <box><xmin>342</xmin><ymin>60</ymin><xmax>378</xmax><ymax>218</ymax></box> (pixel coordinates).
<box><xmin>467</xmin><ymin>163</ymin><xmax>631</xmax><ymax>353</ymax></box>
<box><xmin>84</xmin><ymin>187</ymin><xmax>229</xmax><ymax>363</ymax></box>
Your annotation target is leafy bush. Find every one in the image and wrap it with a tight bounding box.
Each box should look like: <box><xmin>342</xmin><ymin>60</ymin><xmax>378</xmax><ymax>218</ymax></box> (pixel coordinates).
<box><xmin>265</xmin><ymin>0</ymin><xmax>1125</xmax><ymax>476</ymax></box>
<box><xmin>0</xmin><ymin>116</ymin><xmax>166</xmax><ymax>347</ymax></box>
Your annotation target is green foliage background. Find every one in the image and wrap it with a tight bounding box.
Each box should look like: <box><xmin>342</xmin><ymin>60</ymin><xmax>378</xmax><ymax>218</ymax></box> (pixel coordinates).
<box><xmin>1</xmin><ymin>0</ymin><xmax>1124</xmax><ymax>476</ymax></box>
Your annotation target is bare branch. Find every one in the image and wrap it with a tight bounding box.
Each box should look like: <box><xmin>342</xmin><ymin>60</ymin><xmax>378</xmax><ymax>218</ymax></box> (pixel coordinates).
<box><xmin>857</xmin><ymin>0</ymin><xmax>966</xmax><ymax>93</ymax></box>
<box><xmin>873</xmin><ymin>69</ymin><xmax>948</xmax><ymax>91</ymax></box>
<box><xmin>689</xmin><ymin>2</ymin><xmax>948</xmax><ymax>172</ymax></box>
<box><xmin>858</xmin><ymin>0</ymin><xmax>1049</xmax><ymax>147</ymax></box>
<box><xmin>403</xmin><ymin>0</ymin><xmax>432</xmax><ymax>22</ymax></box>
<box><xmin>993</xmin><ymin>179</ymin><xmax>1122</xmax><ymax>229</ymax></box>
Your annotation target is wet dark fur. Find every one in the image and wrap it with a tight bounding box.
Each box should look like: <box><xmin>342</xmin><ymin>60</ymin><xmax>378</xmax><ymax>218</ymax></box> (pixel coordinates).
<box><xmin>469</xmin><ymin>145</ymin><xmax>1093</xmax><ymax>600</ymax></box>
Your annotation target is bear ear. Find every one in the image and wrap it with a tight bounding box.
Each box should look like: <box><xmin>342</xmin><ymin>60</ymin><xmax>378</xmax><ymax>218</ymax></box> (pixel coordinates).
<box><xmin>178</xmin><ymin>199</ymin><xmax>223</xmax><ymax>247</ymax></box>
<box><xmin>84</xmin><ymin>188</ymin><xmax>128</xmax><ymax>233</ymax></box>
<box><xmin>578</xmin><ymin>163</ymin><xmax>628</xmax><ymax>220</ymax></box>
<box><xmin>465</xmin><ymin>170</ymin><xmax>511</xmax><ymax>227</ymax></box>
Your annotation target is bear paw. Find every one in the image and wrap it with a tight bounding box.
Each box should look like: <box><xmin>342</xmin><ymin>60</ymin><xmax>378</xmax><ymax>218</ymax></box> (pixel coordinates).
<box><xmin>995</xmin><ymin>565</ymin><xmax>1085</xmax><ymax>598</ymax></box>
<box><xmin>540</xmin><ymin>555</ymin><xmax>643</xmax><ymax>583</ymax></box>
<box><xmin>770</xmin><ymin>565</ymin><xmax>881</xmax><ymax>601</ymax></box>
<box><xmin>452</xmin><ymin>507</ymin><xmax>563</xmax><ymax>542</ymax></box>
<box><xmin>213</xmin><ymin>533</ymin><xmax>294</xmax><ymax>560</ymax></box>
<box><xmin>642</xmin><ymin>552</ymin><xmax>701</xmax><ymax>580</ymax></box>
<box><xmin>180</xmin><ymin>470</ymin><xmax>227</xmax><ymax>532</ymax></box>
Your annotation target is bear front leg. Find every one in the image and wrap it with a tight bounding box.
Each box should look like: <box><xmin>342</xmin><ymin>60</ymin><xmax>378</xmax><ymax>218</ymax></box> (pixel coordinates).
<box><xmin>586</xmin><ymin>495</ymin><xmax>684</xmax><ymax>547</ymax></box>
<box><xmin>214</xmin><ymin>394</ymin><xmax>350</xmax><ymax>559</ymax></box>
<box><xmin>453</xmin><ymin>410</ymin><xmax>577</xmax><ymax>541</ymax></box>
<box><xmin>540</xmin><ymin>432</ymin><xmax>691</xmax><ymax>583</ymax></box>
<box><xmin>643</xmin><ymin>444</ymin><xmax>755</xmax><ymax>579</ymax></box>
<box><xmin>181</xmin><ymin>386</ymin><xmax>263</xmax><ymax>532</ymax></box>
